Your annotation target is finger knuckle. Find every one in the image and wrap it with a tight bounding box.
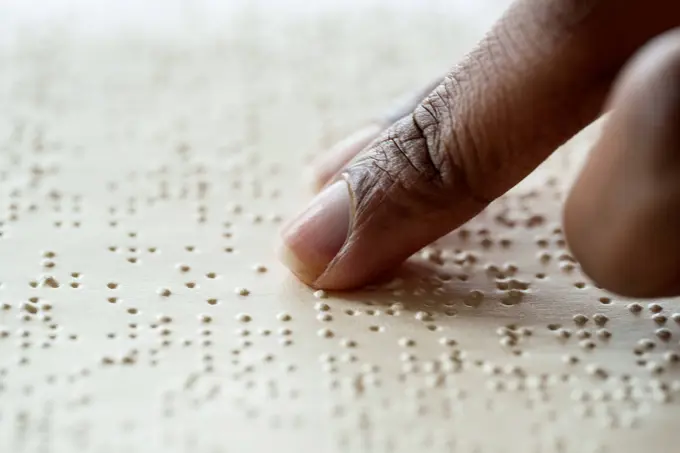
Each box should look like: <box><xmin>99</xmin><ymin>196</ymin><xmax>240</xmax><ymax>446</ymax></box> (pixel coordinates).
<box><xmin>344</xmin><ymin>85</ymin><xmax>488</xmax><ymax>217</ymax></box>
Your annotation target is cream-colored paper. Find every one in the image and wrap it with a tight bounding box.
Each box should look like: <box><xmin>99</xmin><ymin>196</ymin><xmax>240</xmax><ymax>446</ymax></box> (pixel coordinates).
<box><xmin>1</xmin><ymin>1</ymin><xmax>679</xmax><ymax>452</ymax></box>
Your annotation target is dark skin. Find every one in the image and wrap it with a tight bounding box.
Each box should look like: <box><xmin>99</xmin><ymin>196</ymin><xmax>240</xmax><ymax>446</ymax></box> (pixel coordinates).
<box><xmin>277</xmin><ymin>0</ymin><xmax>680</xmax><ymax>297</ymax></box>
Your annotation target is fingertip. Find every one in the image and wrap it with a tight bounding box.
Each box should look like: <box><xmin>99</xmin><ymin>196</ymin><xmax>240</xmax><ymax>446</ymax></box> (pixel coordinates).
<box><xmin>278</xmin><ymin>180</ymin><xmax>352</xmax><ymax>288</ymax></box>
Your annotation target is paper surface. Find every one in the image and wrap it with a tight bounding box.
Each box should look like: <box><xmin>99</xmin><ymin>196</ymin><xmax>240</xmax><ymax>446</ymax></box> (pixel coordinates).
<box><xmin>1</xmin><ymin>1</ymin><xmax>679</xmax><ymax>452</ymax></box>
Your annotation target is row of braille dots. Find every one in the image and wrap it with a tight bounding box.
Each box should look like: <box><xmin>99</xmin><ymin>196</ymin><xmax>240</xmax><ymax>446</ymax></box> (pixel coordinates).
<box><xmin>549</xmin><ymin>307</ymin><xmax>680</xmax><ymax>378</ymax></box>
<box><xmin>455</xmin><ymin>220</ymin><xmax>581</xmax><ymax>274</ymax></box>
<box><xmin>0</xmin><ymin>366</ymin><xmax>94</xmax><ymax>398</ymax></box>
<box><xmin>1</xmin><ymin>293</ymin><xmax>77</xmax><ymax>364</ymax></box>
<box><xmin>2</xmin><ymin>190</ymin><xmax>81</xmax><ymax>222</ymax></box>
<box><xmin>627</xmin><ymin>302</ymin><xmax>680</xmax><ymax>375</ymax></box>
<box><xmin>449</xmin><ymin>355</ymin><xmax>680</xmax><ymax>418</ymax></box>
<box><xmin>377</xmin><ymin>257</ymin><xmax>529</xmax><ymax>308</ymax></box>
<box><xmin>151</xmin><ymin>263</ymin><xmax>269</xmax><ymax>303</ymax></box>
<box><xmin>99</xmin><ymin>311</ymin><xmax>222</xmax><ymax>368</ymax></box>
<box><xmin>416</xmin><ymin>244</ymin><xmax>580</xmax><ymax>294</ymax></box>
<box><xmin>450</xmin><ymin>213</ymin><xmax>549</xmax><ymax>250</ymax></box>
<box><xmin>546</xmin><ymin>313</ymin><xmax>612</xmax><ymax>351</ymax></box>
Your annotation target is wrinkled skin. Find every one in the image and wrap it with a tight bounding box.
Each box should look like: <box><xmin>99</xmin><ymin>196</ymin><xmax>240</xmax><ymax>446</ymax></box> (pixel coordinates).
<box><xmin>280</xmin><ymin>0</ymin><xmax>680</xmax><ymax>297</ymax></box>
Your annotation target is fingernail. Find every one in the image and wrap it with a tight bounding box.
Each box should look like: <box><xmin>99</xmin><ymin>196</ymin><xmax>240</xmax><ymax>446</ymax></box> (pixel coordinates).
<box><xmin>278</xmin><ymin>180</ymin><xmax>351</xmax><ymax>284</ymax></box>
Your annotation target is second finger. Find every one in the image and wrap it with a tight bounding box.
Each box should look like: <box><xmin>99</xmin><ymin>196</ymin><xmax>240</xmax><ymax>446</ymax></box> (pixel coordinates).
<box><xmin>564</xmin><ymin>29</ymin><xmax>680</xmax><ymax>298</ymax></box>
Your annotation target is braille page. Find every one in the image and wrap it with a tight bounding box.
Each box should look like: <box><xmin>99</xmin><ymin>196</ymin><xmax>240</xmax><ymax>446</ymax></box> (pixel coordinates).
<box><xmin>1</xmin><ymin>1</ymin><xmax>679</xmax><ymax>452</ymax></box>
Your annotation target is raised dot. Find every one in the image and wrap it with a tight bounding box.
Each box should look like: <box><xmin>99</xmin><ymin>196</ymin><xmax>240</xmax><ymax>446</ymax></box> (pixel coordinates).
<box><xmin>579</xmin><ymin>340</ymin><xmax>595</xmax><ymax>350</ymax></box>
<box><xmin>415</xmin><ymin>311</ymin><xmax>433</xmax><ymax>322</ymax></box>
<box><xmin>22</xmin><ymin>303</ymin><xmax>38</xmax><ymax>314</ymax></box>
<box><xmin>592</xmin><ymin>314</ymin><xmax>608</xmax><ymax>326</ymax></box>
<box><xmin>628</xmin><ymin>303</ymin><xmax>643</xmax><ymax>314</ymax></box>
<box><xmin>664</xmin><ymin>351</ymin><xmax>680</xmax><ymax>363</ymax></box>
<box><xmin>562</xmin><ymin>354</ymin><xmax>579</xmax><ymax>365</ymax></box>
<box><xmin>317</xmin><ymin>313</ymin><xmax>332</xmax><ymax>322</ymax></box>
<box><xmin>277</xmin><ymin>313</ymin><xmax>292</xmax><ymax>322</ymax></box>
<box><xmin>317</xmin><ymin>328</ymin><xmax>334</xmax><ymax>338</ymax></box>
<box><xmin>439</xmin><ymin>337</ymin><xmax>457</xmax><ymax>347</ymax></box>
<box><xmin>555</xmin><ymin>328</ymin><xmax>571</xmax><ymax>339</ymax></box>
<box><xmin>314</xmin><ymin>302</ymin><xmax>330</xmax><ymax>312</ymax></box>
<box><xmin>199</xmin><ymin>314</ymin><xmax>212</xmax><ymax>324</ymax></box>
<box><xmin>652</xmin><ymin>314</ymin><xmax>667</xmax><ymax>325</ymax></box>
<box><xmin>235</xmin><ymin>287</ymin><xmax>250</xmax><ymax>296</ymax></box>
<box><xmin>313</xmin><ymin>290</ymin><xmax>327</xmax><ymax>299</ymax></box>
<box><xmin>575</xmin><ymin>329</ymin><xmax>591</xmax><ymax>339</ymax></box>
<box><xmin>656</xmin><ymin>328</ymin><xmax>672</xmax><ymax>341</ymax></box>
<box><xmin>638</xmin><ymin>338</ymin><xmax>655</xmax><ymax>350</ymax></box>
<box><xmin>649</xmin><ymin>303</ymin><xmax>663</xmax><ymax>313</ymax></box>
<box><xmin>596</xmin><ymin>329</ymin><xmax>611</xmax><ymax>340</ymax></box>
<box><xmin>398</xmin><ymin>338</ymin><xmax>416</xmax><ymax>348</ymax></box>
<box><xmin>235</xmin><ymin>313</ymin><xmax>251</xmax><ymax>323</ymax></box>
<box><xmin>340</xmin><ymin>338</ymin><xmax>357</xmax><ymax>348</ymax></box>
<box><xmin>585</xmin><ymin>364</ymin><xmax>607</xmax><ymax>379</ymax></box>
<box><xmin>573</xmin><ymin>314</ymin><xmax>588</xmax><ymax>326</ymax></box>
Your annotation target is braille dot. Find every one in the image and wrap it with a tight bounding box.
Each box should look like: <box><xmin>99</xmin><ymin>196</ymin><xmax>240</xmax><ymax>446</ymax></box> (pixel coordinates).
<box><xmin>572</xmin><ymin>314</ymin><xmax>588</xmax><ymax>326</ymax></box>
<box><xmin>228</xmin><ymin>311</ymin><xmax>253</xmax><ymax>326</ymax></box>
<box><xmin>499</xmin><ymin>337</ymin><xmax>516</xmax><ymax>347</ymax></box>
<box><xmin>655</xmin><ymin>328</ymin><xmax>672</xmax><ymax>341</ymax></box>
<box><xmin>596</xmin><ymin>329</ymin><xmax>611</xmax><ymax>340</ymax></box>
<box><xmin>638</xmin><ymin>338</ymin><xmax>655</xmax><ymax>350</ymax></box>
<box><xmin>22</xmin><ymin>303</ymin><xmax>38</xmax><ymax>314</ymax></box>
<box><xmin>628</xmin><ymin>303</ymin><xmax>642</xmax><ymax>314</ymax></box>
<box><xmin>158</xmin><ymin>288</ymin><xmax>171</xmax><ymax>297</ymax></box>
<box><xmin>277</xmin><ymin>313</ymin><xmax>292</xmax><ymax>322</ymax></box>
<box><xmin>555</xmin><ymin>328</ymin><xmax>571</xmax><ymax>339</ymax></box>
<box><xmin>317</xmin><ymin>313</ymin><xmax>332</xmax><ymax>322</ymax></box>
<box><xmin>313</xmin><ymin>290</ymin><xmax>327</xmax><ymax>299</ymax></box>
<box><xmin>340</xmin><ymin>338</ymin><xmax>357</xmax><ymax>348</ymax></box>
<box><xmin>199</xmin><ymin>314</ymin><xmax>212</xmax><ymax>324</ymax></box>
<box><xmin>652</xmin><ymin>314</ymin><xmax>667</xmax><ymax>325</ymax></box>
<box><xmin>207</xmin><ymin>298</ymin><xmax>218</xmax><ymax>305</ymax></box>
<box><xmin>314</xmin><ymin>302</ymin><xmax>330</xmax><ymax>312</ymax></box>
<box><xmin>317</xmin><ymin>328</ymin><xmax>334</xmax><ymax>338</ymax></box>
<box><xmin>664</xmin><ymin>351</ymin><xmax>680</xmax><ymax>363</ymax></box>
<box><xmin>592</xmin><ymin>314</ymin><xmax>608</xmax><ymax>326</ymax></box>
<box><xmin>579</xmin><ymin>340</ymin><xmax>595</xmax><ymax>350</ymax></box>
<box><xmin>235</xmin><ymin>287</ymin><xmax>250</xmax><ymax>296</ymax></box>
<box><xmin>585</xmin><ymin>364</ymin><xmax>607</xmax><ymax>379</ymax></box>
<box><xmin>575</xmin><ymin>329</ymin><xmax>590</xmax><ymax>339</ymax></box>
<box><xmin>439</xmin><ymin>337</ymin><xmax>457</xmax><ymax>347</ymax></box>
<box><xmin>398</xmin><ymin>338</ymin><xmax>416</xmax><ymax>348</ymax></box>
<box><xmin>562</xmin><ymin>355</ymin><xmax>579</xmax><ymax>365</ymax></box>
<box><xmin>649</xmin><ymin>303</ymin><xmax>663</xmax><ymax>313</ymax></box>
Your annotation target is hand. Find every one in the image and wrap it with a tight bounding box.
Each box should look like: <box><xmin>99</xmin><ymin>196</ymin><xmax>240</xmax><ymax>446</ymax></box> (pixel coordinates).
<box><xmin>277</xmin><ymin>0</ymin><xmax>680</xmax><ymax>298</ymax></box>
